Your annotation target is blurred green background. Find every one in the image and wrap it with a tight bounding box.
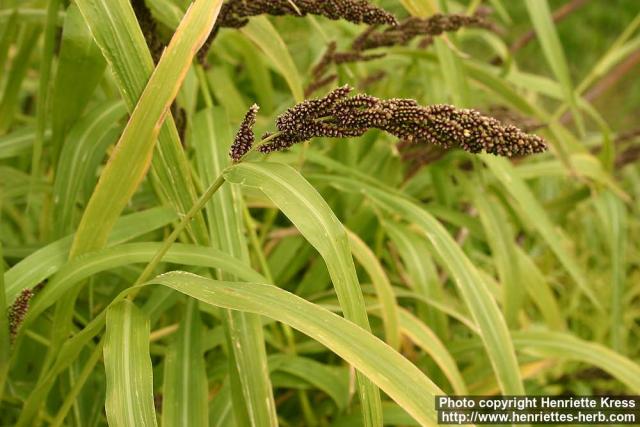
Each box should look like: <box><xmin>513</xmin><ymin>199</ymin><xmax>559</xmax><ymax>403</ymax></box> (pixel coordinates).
<box><xmin>502</xmin><ymin>0</ymin><xmax>639</xmax><ymax>131</ymax></box>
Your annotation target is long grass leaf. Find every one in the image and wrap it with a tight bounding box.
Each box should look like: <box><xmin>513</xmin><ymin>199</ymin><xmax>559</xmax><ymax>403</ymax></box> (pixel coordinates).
<box><xmin>26</xmin><ymin>242</ymin><xmax>266</xmax><ymax>323</ymax></box>
<box><xmin>4</xmin><ymin>207</ymin><xmax>177</xmax><ymax>303</ymax></box>
<box><xmin>192</xmin><ymin>108</ymin><xmax>277</xmax><ymax>426</ymax></box>
<box><xmin>241</xmin><ymin>17</ymin><xmax>304</xmax><ymax>102</ymax></box>
<box><xmin>71</xmin><ymin>0</ymin><xmax>222</xmax><ymax>256</ymax></box>
<box><xmin>0</xmin><ymin>9</ymin><xmax>19</xmax><ymax>74</ymax></box>
<box><xmin>594</xmin><ymin>192</ymin><xmax>627</xmax><ymax>352</ymax></box>
<box><xmin>481</xmin><ymin>156</ymin><xmax>601</xmax><ymax>309</ymax></box>
<box><xmin>162</xmin><ymin>299</ymin><xmax>208</xmax><ymax>427</ymax></box>
<box><xmin>75</xmin><ymin>0</ymin><xmax>210</xmax><ymax>242</ymax></box>
<box><xmin>473</xmin><ymin>189</ymin><xmax>522</xmax><ymax>327</ymax></box>
<box><xmin>104</xmin><ymin>300</ymin><xmax>157</xmax><ymax>427</ymax></box>
<box><xmin>383</xmin><ymin>221</ymin><xmax>447</xmax><ymax>338</ymax></box>
<box><xmin>515</xmin><ymin>248</ymin><xmax>565</xmax><ymax>331</ymax></box>
<box><xmin>30</xmin><ymin>0</ymin><xmax>61</xmax><ymax>189</ymax></box>
<box><xmin>397</xmin><ymin>309</ymin><xmax>468</xmax><ymax>395</ymax></box>
<box><xmin>52</xmin><ymin>101</ymin><xmax>127</xmax><ymax>236</ymax></box>
<box><xmin>50</xmin><ymin>4</ymin><xmax>106</xmax><ymax>162</ymax></box>
<box><xmin>513</xmin><ymin>330</ymin><xmax>640</xmax><ymax>393</ymax></box>
<box><xmin>347</xmin><ymin>229</ymin><xmax>400</xmax><ymax>350</ymax></box>
<box><xmin>315</xmin><ymin>174</ymin><xmax>525</xmax><ymax>395</ymax></box>
<box><xmin>0</xmin><ymin>27</ymin><xmax>39</xmax><ymax>134</ymax></box>
<box><xmin>269</xmin><ymin>355</ymin><xmax>349</xmax><ymax>411</ymax></box>
<box><xmin>0</xmin><ymin>127</ymin><xmax>39</xmax><ymax>159</ymax></box>
<box><xmin>149</xmin><ymin>272</ymin><xmax>443</xmax><ymax>426</ymax></box>
<box><xmin>225</xmin><ymin>162</ymin><xmax>383</xmax><ymax>426</ymax></box>
<box><xmin>523</xmin><ymin>0</ymin><xmax>583</xmax><ymax>133</ymax></box>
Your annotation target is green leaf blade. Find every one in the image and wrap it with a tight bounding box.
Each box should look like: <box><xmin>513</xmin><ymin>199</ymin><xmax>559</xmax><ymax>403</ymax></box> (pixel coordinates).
<box><xmin>104</xmin><ymin>300</ymin><xmax>157</xmax><ymax>427</ymax></box>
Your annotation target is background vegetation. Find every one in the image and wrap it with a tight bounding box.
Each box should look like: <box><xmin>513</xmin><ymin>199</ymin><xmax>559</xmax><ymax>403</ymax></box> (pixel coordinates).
<box><xmin>1</xmin><ymin>0</ymin><xmax>639</xmax><ymax>426</ymax></box>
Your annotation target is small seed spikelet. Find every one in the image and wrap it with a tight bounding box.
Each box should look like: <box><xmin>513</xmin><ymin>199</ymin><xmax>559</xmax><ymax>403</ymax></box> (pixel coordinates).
<box><xmin>199</xmin><ymin>0</ymin><xmax>398</xmax><ymax>63</ymax></box>
<box><xmin>230</xmin><ymin>86</ymin><xmax>547</xmax><ymax>160</ymax></box>
<box><xmin>230</xmin><ymin>104</ymin><xmax>259</xmax><ymax>161</ymax></box>
<box><xmin>352</xmin><ymin>10</ymin><xmax>492</xmax><ymax>51</ymax></box>
<box><xmin>8</xmin><ymin>288</ymin><xmax>34</xmax><ymax>341</ymax></box>
<box><xmin>306</xmin><ymin>10</ymin><xmax>492</xmax><ymax>95</ymax></box>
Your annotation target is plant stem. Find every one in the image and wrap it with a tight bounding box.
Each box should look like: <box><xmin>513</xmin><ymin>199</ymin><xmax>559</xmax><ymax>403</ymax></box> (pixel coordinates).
<box><xmin>129</xmin><ymin>172</ymin><xmax>227</xmax><ymax>296</ymax></box>
<box><xmin>49</xmin><ymin>336</ymin><xmax>105</xmax><ymax>427</ymax></box>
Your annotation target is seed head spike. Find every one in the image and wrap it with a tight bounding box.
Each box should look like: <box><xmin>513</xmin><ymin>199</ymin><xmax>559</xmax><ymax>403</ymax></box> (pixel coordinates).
<box><xmin>230</xmin><ymin>104</ymin><xmax>259</xmax><ymax>161</ymax></box>
<box><xmin>8</xmin><ymin>288</ymin><xmax>35</xmax><ymax>341</ymax></box>
<box><xmin>230</xmin><ymin>86</ymin><xmax>547</xmax><ymax>161</ymax></box>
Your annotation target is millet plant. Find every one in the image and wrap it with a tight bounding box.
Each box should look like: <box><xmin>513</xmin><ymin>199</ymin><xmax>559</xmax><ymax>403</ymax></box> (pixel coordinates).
<box><xmin>1</xmin><ymin>0</ymin><xmax>639</xmax><ymax>426</ymax></box>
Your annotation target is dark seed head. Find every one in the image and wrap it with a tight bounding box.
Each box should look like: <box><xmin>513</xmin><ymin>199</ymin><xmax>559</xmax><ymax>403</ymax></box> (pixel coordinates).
<box><xmin>307</xmin><ymin>10</ymin><xmax>493</xmax><ymax>94</ymax></box>
<box><xmin>230</xmin><ymin>86</ymin><xmax>547</xmax><ymax>161</ymax></box>
<box><xmin>199</xmin><ymin>0</ymin><xmax>397</xmax><ymax>64</ymax></box>
<box><xmin>352</xmin><ymin>11</ymin><xmax>492</xmax><ymax>51</ymax></box>
<box><xmin>230</xmin><ymin>104</ymin><xmax>259</xmax><ymax>161</ymax></box>
<box><xmin>8</xmin><ymin>288</ymin><xmax>35</xmax><ymax>341</ymax></box>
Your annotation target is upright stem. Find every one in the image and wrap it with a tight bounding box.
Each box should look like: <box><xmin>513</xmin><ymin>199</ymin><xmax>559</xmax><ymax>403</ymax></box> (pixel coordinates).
<box><xmin>129</xmin><ymin>172</ymin><xmax>227</xmax><ymax>296</ymax></box>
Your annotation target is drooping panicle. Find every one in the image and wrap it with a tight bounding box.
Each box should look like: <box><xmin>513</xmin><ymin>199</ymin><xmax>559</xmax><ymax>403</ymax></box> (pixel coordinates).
<box><xmin>259</xmin><ymin>86</ymin><xmax>367</xmax><ymax>153</ymax></box>
<box><xmin>226</xmin><ymin>0</ymin><xmax>398</xmax><ymax>26</ymax></box>
<box><xmin>307</xmin><ymin>10</ymin><xmax>493</xmax><ymax>96</ymax></box>
<box><xmin>199</xmin><ymin>0</ymin><xmax>398</xmax><ymax>64</ymax></box>
<box><xmin>230</xmin><ymin>104</ymin><xmax>259</xmax><ymax>161</ymax></box>
<box><xmin>311</xmin><ymin>42</ymin><xmax>338</xmax><ymax>80</ymax></box>
<box><xmin>416</xmin><ymin>105</ymin><xmax>547</xmax><ymax>156</ymax></box>
<box><xmin>352</xmin><ymin>10</ymin><xmax>493</xmax><ymax>51</ymax></box>
<box><xmin>276</xmin><ymin>85</ymin><xmax>352</xmax><ymax>134</ymax></box>
<box><xmin>230</xmin><ymin>86</ymin><xmax>547</xmax><ymax>161</ymax></box>
<box><xmin>8</xmin><ymin>288</ymin><xmax>34</xmax><ymax>341</ymax></box>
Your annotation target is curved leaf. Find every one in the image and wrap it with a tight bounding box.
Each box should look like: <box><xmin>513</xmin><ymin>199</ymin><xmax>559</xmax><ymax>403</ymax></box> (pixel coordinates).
<box><xmin>192</xmin><ymin>107</ymin><xmax>277</xmax><ymax>427</ymax></box>
<box><xmin>149</xmin><ymin>272</ymin><xmax>443</xmax><ymax>426</ymax></box>
<box><xmin>52</xmin><ymin>101</ymin><xmax>127</xmax><ymax>236</ymax></box>
<box><xmin>481</xmin><ymin>155</ymin><xmax>601</xmax><ymax>309</ymax></box>
<box><xmin>347</xmin><ymin>229</ymin><xmax>400</xmax><ymax>350</ymax></box>
<box><xmin>71</xmin><ymin>0</ymin><xmax>223</xmax><ymax>256</ymax></box>
<box><xmin>397</xmin><ymin>309</ymin><xmax>467</xmax><ymax>395</ymax></box>
<box><xmin>513</xmin><ymin>330</ymin><xmax>640</xmax><ymax>393</ymax></box>
<box><xmin>241</xmin><ymin>17</ymin><xmax>304</xmax><ymax>102</ymax></box>
<box><xmin>314</xmin><ymin>174</ymin><xmax>525</xmax><ymax>395</ymax></box>
<box><xmin>225</xmin><ymin>162</ymin><xmax>383</xmax><ymax>426</ymax></box>
<box><xmin>26</xmin><ymin>242</ymin><xmax>266</xmax><ymax>323</ymax></box>
<box><xmin>4</xmin><ymin>207</ymin><xmax>177</xmax><ymax>304</ymax></box>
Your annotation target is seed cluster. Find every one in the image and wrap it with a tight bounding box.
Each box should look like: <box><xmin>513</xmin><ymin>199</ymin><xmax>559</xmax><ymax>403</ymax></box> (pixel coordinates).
<box><xmin>199</xmin><ymin>0</ymin><xmax>398</xmax><ymax>63</ymax></box>
<box><xmin>230</xmin><ymin>104</ymin><xmax>259</xmax><ymax>160</ymax></box>
<box><xmin>307</xmin><ymin>41</ymin><xmax>386</xmax><ymax>96</ymax></box>
<box><xmin>230</xmin><ymin>85</ymin><xmax>547</xmax><ymax>161</ymax></box>
<box><xmin>8</xmin><ymin>288</ymin><xmax>34</xmax><ymax>341</ymax></box>
<box><xmin>307</xmin><ymin>10</ymin><xmax>492</xmax><ymax>95</ymax></box>
<box><xmin>352</xmin><ymin>10</ymin><xmax>492</xmax><ymax>51</ymax></box>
